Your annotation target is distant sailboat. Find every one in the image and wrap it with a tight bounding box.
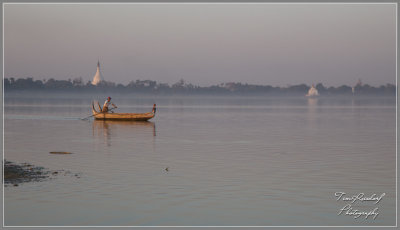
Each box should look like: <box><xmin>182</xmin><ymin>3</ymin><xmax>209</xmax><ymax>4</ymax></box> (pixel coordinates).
<box><xmin>91</xmin><ymin>61</ymin><xmax>104</xmax><ymax>85</ymax></box>
<box><xmin>306</xmin><ymin>84</ymin><xmax>319</xmax><ymax>97</ymax></box>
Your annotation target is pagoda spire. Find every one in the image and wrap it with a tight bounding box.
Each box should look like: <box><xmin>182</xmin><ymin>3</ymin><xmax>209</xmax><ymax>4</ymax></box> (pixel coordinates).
<box><xmin>91</xmin><ymin>60</ymin><xmax>104</xmax><ymax>85</ymax></box>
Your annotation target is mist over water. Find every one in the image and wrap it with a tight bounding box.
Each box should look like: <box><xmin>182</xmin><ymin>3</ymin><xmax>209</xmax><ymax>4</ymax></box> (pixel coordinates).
<box><xmin>4</xmin><ymin>92</ymin><xmax>396</xmax><ymax>226</ymax></box>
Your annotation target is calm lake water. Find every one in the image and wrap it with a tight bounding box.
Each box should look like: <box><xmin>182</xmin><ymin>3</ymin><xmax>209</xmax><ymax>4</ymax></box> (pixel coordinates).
<box><xmin>4</xmin><ymin>92</ymin><xmax>396</xmax><ymax>226</ymax></box>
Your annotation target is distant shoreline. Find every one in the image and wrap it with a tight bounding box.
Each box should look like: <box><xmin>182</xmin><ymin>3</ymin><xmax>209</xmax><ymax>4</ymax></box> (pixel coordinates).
<box><xmin>4</xmin><ymin>90</ymin><xmax>397</xmax><ymax>98</ymax></box>
<box><xmin>4</xmin><ymin>78</ymin><xmax>396</xmax><ymax>96</ymax></box>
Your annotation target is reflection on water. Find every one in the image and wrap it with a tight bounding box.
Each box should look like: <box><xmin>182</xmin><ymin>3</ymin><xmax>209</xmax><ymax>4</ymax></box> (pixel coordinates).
<box><xmin>92</xmin><ymin>120</ymin><xmax>156</xmax><ymax>147</ymax></box>
<box><xmin>307</xmin><ymin>97</ymin><xmax>318</xmax><ymax>107</ymax></box>
<box><xmin>307</xmin><ymin>98</ymin><xmax>318</xmax><ymax>126</ymax></box>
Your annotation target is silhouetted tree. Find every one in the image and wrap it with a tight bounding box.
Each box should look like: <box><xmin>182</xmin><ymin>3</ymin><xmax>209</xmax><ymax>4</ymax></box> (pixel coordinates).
<box><xmin>315</xmin><ymin>83</ymin><xmax>326</xmax><ymax>95</ymax></box>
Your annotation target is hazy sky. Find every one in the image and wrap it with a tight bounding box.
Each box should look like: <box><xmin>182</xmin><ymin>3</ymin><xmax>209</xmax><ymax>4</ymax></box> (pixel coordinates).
<box><xmin>4</xmin><ymin>3</ymin><xmax>396</xmax><ymax>86</ymax></box>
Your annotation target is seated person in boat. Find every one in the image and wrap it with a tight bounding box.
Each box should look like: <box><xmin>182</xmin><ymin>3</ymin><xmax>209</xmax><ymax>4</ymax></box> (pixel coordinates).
<box><xmin>102</xmin><ymin>97</ymin><xmax>118</xmax><ymax>113</ymax></box>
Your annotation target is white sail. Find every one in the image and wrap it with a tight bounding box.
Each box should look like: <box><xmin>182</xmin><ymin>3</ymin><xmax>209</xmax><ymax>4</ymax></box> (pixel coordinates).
<box><xmin>91</xmin><ymin>61</ymin><xmax>104</xmax><ymax>85</ymax></box>
<box><xmin>306</xmin><ymin>85</ymin><xmax>319</xmax><ymax>97</ymax></box>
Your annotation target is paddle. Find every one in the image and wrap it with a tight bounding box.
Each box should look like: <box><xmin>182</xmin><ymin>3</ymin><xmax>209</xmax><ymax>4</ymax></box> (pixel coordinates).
<box><xmin>81</xmin><ymin>107</ymin><xmax>116</xmax><ymax>120</ymax></box>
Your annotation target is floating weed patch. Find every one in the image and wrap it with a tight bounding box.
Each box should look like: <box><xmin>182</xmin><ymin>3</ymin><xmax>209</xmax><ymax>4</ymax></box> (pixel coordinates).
<box><xmin>4</xmin><ymin>160</ymin><xmax>49</xmax><ymax>185</ymax></box>
<box><xmin>4</xmin><ymin>160</ymin><xmax>80</xmax><ymax>186</ymax></box>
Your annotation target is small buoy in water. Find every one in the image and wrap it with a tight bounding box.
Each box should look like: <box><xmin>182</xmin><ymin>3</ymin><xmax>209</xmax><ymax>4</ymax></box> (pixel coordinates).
<box><xmin>50</xmin><ymin>152</ymin><xmax>72</xmax><ymax>154</ymax></box>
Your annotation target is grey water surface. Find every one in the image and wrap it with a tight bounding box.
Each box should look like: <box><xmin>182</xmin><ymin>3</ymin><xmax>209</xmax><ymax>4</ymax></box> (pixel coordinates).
<box><xmin>4</xmin><ymin>92</ymin><xmax>396</xmax><ymax>226</ymax></box>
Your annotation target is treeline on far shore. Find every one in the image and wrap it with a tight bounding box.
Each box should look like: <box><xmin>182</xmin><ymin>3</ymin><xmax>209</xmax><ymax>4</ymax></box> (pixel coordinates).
<box><xmin>4</xmin><ymin>77</ymin><xmax>396</xmax><ymax>96</ymax></box>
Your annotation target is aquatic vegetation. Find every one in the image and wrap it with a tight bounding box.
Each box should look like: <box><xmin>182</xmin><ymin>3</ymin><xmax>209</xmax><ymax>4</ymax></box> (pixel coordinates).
<box><xmin>4</xmin><ymin>160</ymin><xmax>49</xmax><ymax>185</ymax></box>
<box><xmin>4</xmin><ymin>160</ymin><xmax>80</xmax><ymax>186</ymax></box>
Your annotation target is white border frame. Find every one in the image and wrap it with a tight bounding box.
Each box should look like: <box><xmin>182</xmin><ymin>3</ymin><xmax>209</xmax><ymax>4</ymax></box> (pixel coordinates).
<box><xmin>2</xmin><ymin>2</ymin><xmax>398</xmax><ymax>228</ymax></box>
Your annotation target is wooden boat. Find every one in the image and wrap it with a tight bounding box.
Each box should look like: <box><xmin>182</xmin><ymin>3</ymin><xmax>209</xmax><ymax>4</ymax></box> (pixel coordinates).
<box><xmin>92</xmin><ymin>102</ymin><xmax>156</xmax><ymax>121</ymax></box>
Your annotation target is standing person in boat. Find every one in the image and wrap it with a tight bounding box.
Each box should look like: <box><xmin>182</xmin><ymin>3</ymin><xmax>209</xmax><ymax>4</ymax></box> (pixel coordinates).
<box><xmin>102</xmin><ymin>97</ymin><xmax>118</xmax><ymax>113</ymax></box>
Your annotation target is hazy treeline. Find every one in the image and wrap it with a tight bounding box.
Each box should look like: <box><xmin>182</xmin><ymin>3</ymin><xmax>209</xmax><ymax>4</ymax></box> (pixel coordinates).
<box><xmin>4</xmin><ymin>77</ymin><xmax>396</xmax><ymax>96</ymax></box>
